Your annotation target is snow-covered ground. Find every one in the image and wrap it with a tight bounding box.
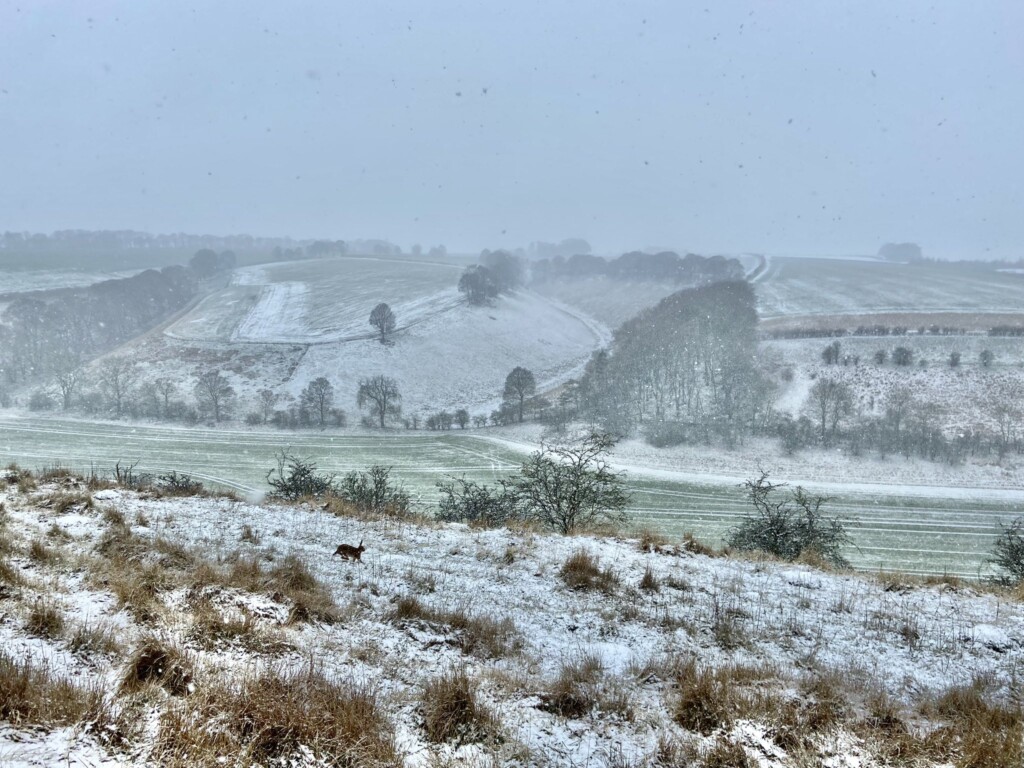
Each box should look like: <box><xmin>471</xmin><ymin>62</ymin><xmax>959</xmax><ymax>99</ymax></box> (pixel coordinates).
<box><xmin>0</xmin><ymin>475</ymin><xmax>1021</xmax><ymax>766</ymax></box>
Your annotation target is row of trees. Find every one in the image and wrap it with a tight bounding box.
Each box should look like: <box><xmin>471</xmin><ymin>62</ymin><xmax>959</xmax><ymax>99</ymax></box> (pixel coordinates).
<box><xmin>824</xmin><ymin>341</ymin><xmax>997</xmax><ymax>369</ymax></box>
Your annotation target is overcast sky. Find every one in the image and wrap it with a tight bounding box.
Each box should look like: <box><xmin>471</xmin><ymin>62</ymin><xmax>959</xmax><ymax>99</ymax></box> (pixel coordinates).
<box><xmin>1</xmin><ymin>1</ymin><xmax>1021</xmax><ymax>258</ymax></box>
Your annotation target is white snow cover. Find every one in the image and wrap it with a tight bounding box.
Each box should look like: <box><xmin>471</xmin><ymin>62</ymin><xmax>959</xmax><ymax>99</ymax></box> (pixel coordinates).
<box><xmin>1</xmin><ymin>479</ymin><xmax>1022</xmax><ymax>766</ymax></box>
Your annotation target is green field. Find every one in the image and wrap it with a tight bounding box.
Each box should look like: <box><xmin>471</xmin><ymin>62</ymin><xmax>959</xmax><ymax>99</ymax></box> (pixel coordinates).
<box><xmin>0</xmin><ymin>415</ymin><xmax>1017</xmax><ymax>578</ymax></box>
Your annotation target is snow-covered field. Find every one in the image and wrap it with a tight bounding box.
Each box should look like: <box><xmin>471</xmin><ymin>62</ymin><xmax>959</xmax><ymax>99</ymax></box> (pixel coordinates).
<box><xmin>756</xmin><ymin>257</ymin><xmax>1024</xmax><ymax>319</ymax></box>
<box><xmin>533</xmin><ymin>277</ymin><xmax>682</xmax><ymax>329</ymax></box>
<box><xmin>0</xmin><ymin>268</ymin><xmax>140</xmax><ymax>295</ymax></box>
<box><xmin>165</xmin><ymin>258</ymin><xmax>462</xmax><ymax>344</ymax></box>
<box><xmin>0</xmin><ymin>475</ymin><xmax>1021</xmax><ymax>766</ymax></box>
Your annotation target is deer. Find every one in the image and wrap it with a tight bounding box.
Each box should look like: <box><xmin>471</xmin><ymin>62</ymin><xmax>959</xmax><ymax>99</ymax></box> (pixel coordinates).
<box><xmin>333</xmin><ymin>540</ymin><xmax>365</xmax><ymax>562</ymax></box>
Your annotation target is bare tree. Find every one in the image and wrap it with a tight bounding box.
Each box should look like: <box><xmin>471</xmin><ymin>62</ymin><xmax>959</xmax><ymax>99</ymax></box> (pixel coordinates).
<box><xmin>154</xmin><ymin>377</ymin><xmax>177</xmax><ymax>417</ymax></box>
<box><xmin>194</xmin><ymin>369</ymin><xmax>235</xmax><ymax>422</ymax></box>
<box><xmin>369</xmin><ymin>303</ymin><xmax>396</xmax><ymax>344</ymax></box>
<box><xmin>98</xmin><ymin>357</ymin><xmax>139</xmax><ymax>418</ymax></box>
<box><xmin>258</xmin><ymin>388</ymin><xmax>278</xmax><ymax>424</ymax></box>
<box><xmin>808</xmin><ymin>377</ymin><xmax>852</xmax><ymax>446</ymax></box>
<box><xmin>55</xmin><ymin>368</ymin><xmax>85</xmax><ymax>411</ymax></box>
<box><xmin>357</xmin><ymin>375</ymin><xmax>402</xmax><ymax>428</ymax></box>
<box><xmin>503</xmin><ymin>366</ymin><xmax>537</xmax><ymax>423</ymax></box>
<box><xmin>301</xmin><ymin>376</ymin><xmax>335</xmax><ymax>429</ymax></box>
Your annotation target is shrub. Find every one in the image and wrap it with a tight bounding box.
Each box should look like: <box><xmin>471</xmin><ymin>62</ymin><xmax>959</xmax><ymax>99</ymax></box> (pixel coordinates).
<box><xmin>28</xmin><ymin>389</ymin><xmax>57</xmax><ymax>411</ymax></box>
<box><xmin>980</xmin><ymin>349</ymin><xmax>995</xmax><ymax>367</ymax></box>
<box><xmin>989</xmin><ymin>518</ymin><xmax>1024</xmax><ymax>585</ymax></box>
<box><xmin>157</xmin><ymin>471</ymin><xmax>204</xmax><ymax>496</ymax></box>
<box><xmin>337</xmin><ymin>465</ymin><xmax>410</xmax><ymax>517</ymax></box>
<box><xmin>266</xmin><ymin>450</ymin><xmax>335</xmax><ymax>499</ymax></box>
<box><xmin>559</xmin><ymin>549</ymin><xmax>619</xmax><ymax>593</ymax></box>
<box><xmin>436</xmin><ymin>476</ymin><xmax>519</xmax><ymax>527</ymax></box>
<box><xmin>727</xmin><ymin>471</ymin><xmax>851</xmax><ymax>568</ymax></box>
<box><xmin>892</xmin><ymin>346</ymin><xmax>914</xmax><ymax>366</ymax></box>
<box><xmin>421</xmin><ymin>667</ymin><xmax>498</xmax><ymax>745</ymax></box>
<box><xmin>512</xmin><ymin>431</ymin><xmax>630</xmax><ymax>534</ymax></box>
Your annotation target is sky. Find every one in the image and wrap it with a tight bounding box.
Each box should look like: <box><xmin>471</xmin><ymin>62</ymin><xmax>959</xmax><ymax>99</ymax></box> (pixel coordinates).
<box><xmin>0</xmin><ymin>0</ymin><xmax>1021</xmax><ymax>259</ymax></box>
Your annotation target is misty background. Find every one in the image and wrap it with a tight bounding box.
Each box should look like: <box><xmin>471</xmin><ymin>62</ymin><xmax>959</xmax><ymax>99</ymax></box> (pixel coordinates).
<box><xmin>1</xmin><ymin>0</ymin><xmax>1021</xmax><ymax>258</ymax></box>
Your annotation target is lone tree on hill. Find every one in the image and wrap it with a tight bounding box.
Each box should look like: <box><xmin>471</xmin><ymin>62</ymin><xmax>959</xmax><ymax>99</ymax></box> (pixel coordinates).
<box><xmin>358</xmin><ymin>375</ymin><xmax>402</xmax><ymax>428</ymax></box>
<box><xmin>503</xmin><ymin>367</ymin><xmax>537</xmax><ymax>423</ymax></box>
<box><xmin>369</xmin><ymin>302</ymin><xmax>396</xmax><ymax>344</ymax></box>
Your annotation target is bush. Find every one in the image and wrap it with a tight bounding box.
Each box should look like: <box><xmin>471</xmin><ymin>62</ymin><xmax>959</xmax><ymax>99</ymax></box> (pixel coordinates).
<box><xmin>512</xmin><ymin>431</ymin><xmax>630</xmax><ymax>534</ymax></box>
<box><xmin>157</xmin><ymin>472</ymin><xmax>204</xmax><ymax>496</ymax></box>
<box><xmin>644</xmin><ymin>420</ymin><xmax>692</xmax><ymax>448</ymax></box>
<box><xmin>892</xmin><ymin>347</ymin><xmax>914</xmax><ymax>366</ymax></box>
<box><xmin>989</xmin><ymin>518</ymin><xmax>1024</xmax><ymax>585</ymax></box>
<box><xmin>337</xmin><ymin>465</ymin><xmax>410</xmax><ymax>517</ymax></box>
<box><xmin>435</xmin><ymin>476</ymin><xmax>519</xmax><ymax>527</ymax></box>
<box><xmin>727</xmin><ymin>472</ymin><xmax>851</xmax><ymax>568</ymax></box>
<box><xmin>28</xmin><ymin>390</ymin><xmax>56</xmax><ymax>411</ymax></box>
<box><xmin>266</xmin><ymin>450</ymin><xmax>335</xmax><ymax>499</ymax></box>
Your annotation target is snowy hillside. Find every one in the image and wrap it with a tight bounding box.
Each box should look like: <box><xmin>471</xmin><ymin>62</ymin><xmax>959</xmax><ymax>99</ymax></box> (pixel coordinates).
<box><xmin>0</xmin><ymin>467</ymin><xmax>1021</xmax><ymax>767</ymax></box>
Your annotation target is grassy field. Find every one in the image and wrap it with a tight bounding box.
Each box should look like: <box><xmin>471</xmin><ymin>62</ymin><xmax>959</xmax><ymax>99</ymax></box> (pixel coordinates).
<box><xmin>165</xmin><ymin>257</ymin><xmax>462</xmax><ymax>343</ymax></box>
<box><xmin>757</xmin><ymin>257</ymin><xmax>1024</xmax><ymax>319</ymax></box>
<box><xmin>0</xmin><ymin>415</ymin><xmax>1016</xmax><ymax>578</ymax></box>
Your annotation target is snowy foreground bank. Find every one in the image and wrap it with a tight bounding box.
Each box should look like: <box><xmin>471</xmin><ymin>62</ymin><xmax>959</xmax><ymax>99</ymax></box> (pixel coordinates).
<box><xmin>0</xmin><ymin>471</ymin><xmax>1021</xmax><ymax>767</ymax></box>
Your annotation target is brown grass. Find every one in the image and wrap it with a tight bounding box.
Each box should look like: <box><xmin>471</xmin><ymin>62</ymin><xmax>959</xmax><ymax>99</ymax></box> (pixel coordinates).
<box><xmin>25</xmin><ymin>599</ymin><xmax>66</xmax><ymax>639</ymax></box>
<box><xmin>539</xmin><ymin>653</ymin><xmax>604</xmax><ymax>718</ymax></box>
<box><xmin>0</xmin><ymin>649</ymin><xmax>105</xmax><ymax>726</ymax></box>
<box><xmin>68</xmin><ymin>621</ymin><xmax>121</xmax><ymax>657</ymax></box>
<box><xmin>28</xmin><ymin>538</ymin><xmax>58</xmax><ymax>564</ymax></box>
<box><xmin>120</xmin><ymin>637</ymin><xmax>194</xmax><ymax>696</ymax></box>
<box><xmin>639</xmin><ymin>564</ymin><xmax>660</xmax><ymax>593</ymax></box>
<box><xmin>40</xmin><ymin>489</ymin><xmax>94</xmax><ymax>514</ymax></box>
<box><xmin>637</xmin><ymin>527</ymin><xmax>669</xmax><ymax>553</ymax></box>
<box><xmin>153</xmin><ymin>665</ymin><xmax>398</xmax><ymax>767</ymax></box>
<box><xmin>187</xmin><ymin>600</ymin><xmax>295</xmax><ymax>655</ymax></box>
<box><xmin>672</xmin><ymin>660</ymin><xmax>779</xmax><ymax>736</ymax></box>
<box><xmin>559</xmin><ymin>549</ymin><xmax>619</xmax><ymax>593</ymax></box>
<box><xmin>387</xmin><ymin>595</ymin><xmax>521</xmax><ymax>658</ymax></box>
<box><xmin>421</xmin><ymin>667</ymin><xmax>499</xmax><ymax>745</ymax></box>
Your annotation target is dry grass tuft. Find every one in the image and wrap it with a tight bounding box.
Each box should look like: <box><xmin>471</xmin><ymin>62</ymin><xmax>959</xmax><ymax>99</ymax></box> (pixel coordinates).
<box><xmin>153</xmin><ymin>665</ymin><xmax>398</xmax><ymax>767</ymax></box>
<box><xmin>681</xmin><ymin>532</ymin><xmax>717</xmax><ymax>557</ymax></box>
<box><xmin>388</xmin><ymin>595</ymin><xmax>521</xmax><ymax>658</ymax></box>
<box><xmin>672</xmin><ymin>660</ymin><xmax>779</xmax><ymax>737</ymax></box>
<box><xmin>0</xmin><ymin>650</ymin><xmax>105</xmax><ymax>726</ymax></box>
<box><xmin>41</xmin><ymin>489</ymin><xmax>93</xmax><ymax>514</ymax></box>
<box><xmin>559</xmin><ymin>548</ymin><xmax>619</xmax><ymax>593</ymax></box>
<box><xmin>187</xmin><ymin>600</ymin><xmax>295</xmax><ymax>654</ymax></box>
<box><xmin>68</xmin><ymin>621</ymin><xmax>121</xmax><ymax>657</ymax></box>
<box><xmin>421</xmin><ymin>667</ymin><xmax>499</xmax><ymax>745</ymax></box>
<box><xmin>121</xmin><ymin>638</ymin><xmax>194</xmax><ymax>696</ymax></box>
<box><xmin>637</xmin><ymin>527</ymin><xmax>669</xmax><ymax>553</ymax></box>
<box><xmin>640</xmin><ymin>564</ymin><xmax>660</xmax><ymax>593</ymax></box>
<box><xmin>703</xmin><ymin>737</ymin><xmax>754</xmax><ymax>767</ymax></box>
<box><xmin>28</xmin><ymin>538</ymin><xmax>58</xmax><ymax>564</ymax></box>
<box><xmin>25</xmin><ymin>599</ymin><xmax>66</xmax><ymax>639</ymax></box>
<box><xmin>102</xmin><ymin>506</ymin><xmax>126</xmax><ymax>526</ymax></box>
<box><xmin>539</xmin><ymin>653</ymin><xmax>604</xmax><ymax>718</ymax></box>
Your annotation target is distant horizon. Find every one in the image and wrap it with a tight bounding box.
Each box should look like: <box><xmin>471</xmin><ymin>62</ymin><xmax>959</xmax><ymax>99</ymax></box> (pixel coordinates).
<box><xmin>0</xmin><ymin>226</ymin><xmax>1014</xmax><ymax>263</ymax></box>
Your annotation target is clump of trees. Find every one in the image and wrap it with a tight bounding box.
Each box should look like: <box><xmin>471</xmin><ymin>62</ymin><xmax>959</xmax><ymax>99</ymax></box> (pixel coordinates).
<box><xmin>727</xmin><ymin>472</ymin><xmax>851</xmax><ymax>568</ymax></box>
<box><xmin>574</xmin><ymin>281</ymin><xmax>768</xmax><ymax>446</ymax></box>
<box><xmin>458</xmin><ymin>250</ymin><xmax>524</xmax><ymax>305</ymax></box>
